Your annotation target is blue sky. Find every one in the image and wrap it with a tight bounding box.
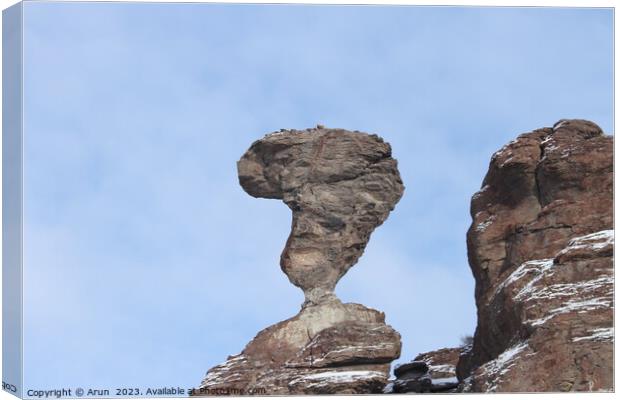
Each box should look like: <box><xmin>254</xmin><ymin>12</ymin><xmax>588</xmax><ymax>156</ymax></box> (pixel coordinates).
<box><xmin>19</xmin><ymin>1</ymin><xmax>613</xmax><ymax>393</ymax></box>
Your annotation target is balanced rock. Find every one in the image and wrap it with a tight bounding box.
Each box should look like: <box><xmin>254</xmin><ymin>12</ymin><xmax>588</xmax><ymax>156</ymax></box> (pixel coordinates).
<box><xmin>457</xmin><ymin>119</ymin><xmax>613</xmax><ymax>392</ymax></box>
<box><xmin>238</xmin><ymin>126</ymin><xmax>404</xmax><ymax>306</ymax></box>
<box><xmin>192</xmin><ymin>127</ymin><xmax>404</xmax><ymax>395</ymax></box>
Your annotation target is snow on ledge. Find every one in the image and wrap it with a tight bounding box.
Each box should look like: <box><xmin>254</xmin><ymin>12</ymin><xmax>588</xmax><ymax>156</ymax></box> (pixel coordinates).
<box><xmin>556</xmin><ymin>229</ymin><xmax>614</xmax><ymax>258</ymax></box>
<box><xmin>482</xmin><ymin>342</ymin><xmax>529</xmax><ymax>392</ymax></box>
<box><xmin>494</xmin><ymin>230</ymin><xmax>614</xmax><ymax>302</ymax></box>
<box><xmin>289</xmin><ymin>370</ymin><xmax>385</xmax><ymax>387</ymax></box>
<box><xmin>493</xmin><ymin>258</ymin><xmax>554</xmax><ymax>299</ymax></box>
<box><xmin>429</xmin><ymin>364</ymin><xmax>456</xmax><ymax>374</ymax></box>
<box><xmin>572</xmin><ymin>327</ymin><xmax>614</xmax><ymax>343</ymax></box>
<box><xmin>475</xmin><ymin>214</ymin><xmax>496</xmax><ymax>233</ymax></box>
<box><xmin>527</xmin><ymin>297</ymin><xmax>613</xmax><ymax>327</ymax></box>
<box><xmin>472</xmin><ymin>184</ymin><xmax>490</xmax><ymax>200</ymax></box>
<box><xmin>492</xmin><ymin>139</ymin><xmax>518</xmax><ymax>160</ymax></box>
<box><xmin>524</xmin><ymin>274</ymin><xmax>613</xmax><ymax>302</ymax></box>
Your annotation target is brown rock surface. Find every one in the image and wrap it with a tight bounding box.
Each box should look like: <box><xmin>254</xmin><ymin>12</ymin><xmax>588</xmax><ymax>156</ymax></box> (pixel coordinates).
<box><xmin>238</xmin><ymin>126</ymin><xmax>404</xmax><ymax>306</ymax></box>
<box><xmin>457</xmin><ymin>119</ymin><xmax>614</xmax><ymax>392</ymax></box>
<box><xmin>192</xmin><ymin>127</ymin><xmax>404</xmax><ymax>395</ymax></box>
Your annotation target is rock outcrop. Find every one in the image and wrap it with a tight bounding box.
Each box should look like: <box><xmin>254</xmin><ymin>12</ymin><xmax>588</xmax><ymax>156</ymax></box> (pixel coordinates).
<box><xmin>388</xmin><ymin>347</ymin><xmax>461</xmax><ymax>393</ymax></box>
<box><xmin>391</xmin><ymin>361</ymin><xmax>432</xmax><ymax>393</ymax></box>
<box><xmin>457</xmin><ymin>119</ymin><xmax>614</xmax><ymax>392</ymax></box>
<box><xmin>192</xmin><ymin>127</ymin><xmax>404</xmax><ymax>395</ymax></box>
<box><xmin>415</xmin><ymin>347</ymin><xmax>461</xmax><ymax>381</ymax></box>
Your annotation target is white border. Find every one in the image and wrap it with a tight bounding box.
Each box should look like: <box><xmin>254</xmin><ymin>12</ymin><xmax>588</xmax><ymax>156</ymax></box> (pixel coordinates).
<box><xmin>0</xmin><ymin>2</ymin><xmax>616</xmax><ymax>400</ymax></box>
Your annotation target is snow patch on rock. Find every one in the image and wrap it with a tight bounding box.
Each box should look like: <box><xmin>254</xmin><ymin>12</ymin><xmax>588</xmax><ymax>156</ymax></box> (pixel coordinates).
<box><xmin>556</xmin><ymin>229</ymin><xmax>614</xmax><ymax>258</ymax></box>
<box><xmin>481</xmin><ymin>342</ymin><xmax>529</xmax><ymax>392</ymax></box>
<box><xmin>428</xmin><ymin>364</ymin><xmax>456</xmax><ymax>374</ymax></box>
<box><xmin>493</xmin><ymin>258</ymin><xmax>554</xmax><ymax>299</ymax></box>
<box><xmin>524</xmin><ymin>274</ymin><xmax>613</xmax><ymax>302</ymax></box>
<box><xmin>476</xmin><ymin>215</ymin><xmax>496</xmax><ymax>232</ymax></box>
<box><xmin>572</xmin><ymin>327</ymin><xmax>614</xmax><ymax>343</ymax></box>
<box><xmin>289</xmin><ymin>370</ymin><xmax>385</xmax><ymax>388</ymax></box>
<box><xmin>527</xmin><ymin>297</ymin><xmax>613</xmax><ymax>327</ymax></box>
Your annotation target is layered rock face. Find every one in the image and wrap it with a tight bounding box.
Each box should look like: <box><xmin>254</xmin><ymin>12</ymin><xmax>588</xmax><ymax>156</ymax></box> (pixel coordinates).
<box><xmin>457</xmin><ymin>119</ymin><xmax>614</xmax><ymax>392</ymax></box>
<box><xmin>192</xmin><ymin>127</ymin><xmax>404</xmax><ymax>395</ymax></box>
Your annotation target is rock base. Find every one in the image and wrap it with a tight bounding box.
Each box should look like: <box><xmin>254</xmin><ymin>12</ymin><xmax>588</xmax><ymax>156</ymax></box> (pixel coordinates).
<box><xmin>192</xmin><ymin>299</ymin><xmax>401</xmax><ymax>395</ymax></box>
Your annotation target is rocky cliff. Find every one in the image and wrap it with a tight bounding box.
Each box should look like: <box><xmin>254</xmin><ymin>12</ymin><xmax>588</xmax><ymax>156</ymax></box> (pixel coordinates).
<box><xmin>192</xmin><ymin>126</ymin><xmax>404</xmax><ymax>395</ymax></box>
<box><xmin>457</xmin><ymin>119</ymin><xmax>614</xmax><ymax>392</ymax></box>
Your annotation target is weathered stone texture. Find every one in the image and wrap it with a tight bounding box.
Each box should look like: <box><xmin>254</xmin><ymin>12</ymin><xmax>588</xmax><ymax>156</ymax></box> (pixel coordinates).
<box><xmin>458</xmin><ymin>119</ymin><xmax>613</xmax><ymax>392</ymax></box>
<box><xmin>238</xmin><ymin>127</ymin><xmax>404</xmax><ymax>306</ymax></box>
<box><xmin>193</xmin><ymin>127</ymin><xmax>404</xmax><ymax>395</ymax></box>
